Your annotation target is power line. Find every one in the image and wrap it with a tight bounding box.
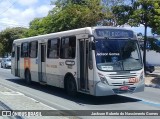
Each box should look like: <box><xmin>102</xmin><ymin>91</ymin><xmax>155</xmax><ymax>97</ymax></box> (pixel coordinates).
<box><xmin>0</xmin><ymin>0</ymin><xmax>17</xmax><ymax>15</ymax></box>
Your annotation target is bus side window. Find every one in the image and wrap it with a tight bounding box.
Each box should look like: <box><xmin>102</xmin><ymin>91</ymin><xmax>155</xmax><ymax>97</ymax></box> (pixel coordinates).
<box><xmin>47</xmin><ymin>38</ymin><xmax>60</xmax><ymax>58</ymax></box>
<box><xmin>29</xmin><ymin>41</ymin><xmax>38</xmax><ymax>58</ymax></box>
<box><xmin>60</xmin><ymin>36</ymin><xmax>76</xmax><ymax>59</ymax></box>
<box><xmin>21</xmin><ymin>42</ymin><xmax>29</xmax><ymax>57</ymax></box>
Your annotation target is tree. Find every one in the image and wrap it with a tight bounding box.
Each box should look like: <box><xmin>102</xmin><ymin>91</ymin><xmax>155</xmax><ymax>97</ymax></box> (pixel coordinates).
<box><xmin>24</xmin><ymin>18</ymin><xmax>46</xmax><ymax>37</ymax></box>
<box><xmin>0</xmin><ymin>27</ymin><xmax>27</xmax><ymax>56</ymax></box>
<box><xmin>101</xmin><ymin>0</ymin><xmax>126</xmax><ymax>26</ymax></box>
<box><xmin>112</xmin><ymin>0</ymin><xmax>160</xmax><ymax>72</ymax></box>
<box><xmin>25</xmin><ymin>0</ymin><xmax>105</xmax><ymax>36</ymax></box>
<box><xmin>46</xmin><ymin>0</ymin><xmax>105</xmax><ymax>32</ymax></box>
<box><xmin>0</xmin><ymin>43</ymin><xmax>4</xmax><ymax>57</ymax></box>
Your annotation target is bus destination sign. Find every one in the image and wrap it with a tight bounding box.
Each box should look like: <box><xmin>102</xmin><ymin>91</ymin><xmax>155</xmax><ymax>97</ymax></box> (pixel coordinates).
<box><xmin>95</xmin><ymin>29</ymin><xmax>134</xmax><ymax>38</ymax></box>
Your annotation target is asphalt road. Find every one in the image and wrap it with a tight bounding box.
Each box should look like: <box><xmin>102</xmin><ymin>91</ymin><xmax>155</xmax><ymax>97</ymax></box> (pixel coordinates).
<box><xmin>0</xmin><ymin>67</ymin><xmax>160</xmax><ymax>119</ymax></box>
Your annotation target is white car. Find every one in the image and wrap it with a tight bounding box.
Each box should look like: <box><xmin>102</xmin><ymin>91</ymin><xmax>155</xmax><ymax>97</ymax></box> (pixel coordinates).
<box><xmin>1</xmin><ymin>58</ymin><xmax>11</xmax><ymax>68</ymax></box>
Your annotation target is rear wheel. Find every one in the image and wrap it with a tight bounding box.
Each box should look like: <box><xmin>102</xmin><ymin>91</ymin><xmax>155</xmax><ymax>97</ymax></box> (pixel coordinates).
<box><xmin>25</xmin><ymin>70</ymin><xmax>31</xmax><ymax>85</ymax></box>
<box><xmin>66</xmin><ymin>76</ymin><xmax>77</xmax><ymax>96</ymax></box>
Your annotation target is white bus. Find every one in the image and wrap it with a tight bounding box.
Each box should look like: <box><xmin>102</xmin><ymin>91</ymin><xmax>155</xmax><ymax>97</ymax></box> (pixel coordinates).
<box><xmin>11</xmin><ymin>26</ymin><xmax>144</xmax><ymax>96</ymax></box>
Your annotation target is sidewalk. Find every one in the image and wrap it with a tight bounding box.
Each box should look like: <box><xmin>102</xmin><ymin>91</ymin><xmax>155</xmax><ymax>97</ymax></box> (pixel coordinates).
<box><xmin>145</xmin><ymin>67</ymin><xmax>160</xmax><ymax>89</ymax></box>
<box><xmin>0</xmin><ymin>84</ymin><xmax>69</xmax><ymax>119</ymax></box>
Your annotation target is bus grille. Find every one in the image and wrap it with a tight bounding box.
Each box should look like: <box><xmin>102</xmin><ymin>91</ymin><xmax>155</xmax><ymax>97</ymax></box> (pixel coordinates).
<box><xmin>111</xmin><ymin>83</ymin><xmax>134</xmax><ymax>86</ymax></box>
<box><xmin>108</xmin><ymin>73</ymin><xmax>137</xmax><ymax>80</ymax></box>
<box><xmin>112</xmin><ymin>87</ymin><xmax>136</xmax><ymax>94</ymax></box>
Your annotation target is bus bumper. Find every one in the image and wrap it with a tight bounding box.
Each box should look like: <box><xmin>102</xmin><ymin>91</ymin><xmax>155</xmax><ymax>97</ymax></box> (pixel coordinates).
<box><xmin>95</xmin><ymin>81</ymin><xmax>114</xmax><ymax>96</ymax></box>
<box><xmin>95</xmin><ymin>81</ymin><xmax>145</xmax><ymax>96</ymax></box>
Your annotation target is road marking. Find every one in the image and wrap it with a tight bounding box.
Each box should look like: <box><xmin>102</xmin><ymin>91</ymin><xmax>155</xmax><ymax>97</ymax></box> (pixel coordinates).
<box><xmin>0</xmin><ymin>91</ymin><xmax>24</xmax><ymax>95</ymax></box>
<box><xmin>121</xmin><ymin>94</ymin><xmax>160</xmax><ymax>107</ymax></box>
<box><xmin>140</xmin><ymin>100</ymin><xmax>160</xmax><ymax>107</ymax></box>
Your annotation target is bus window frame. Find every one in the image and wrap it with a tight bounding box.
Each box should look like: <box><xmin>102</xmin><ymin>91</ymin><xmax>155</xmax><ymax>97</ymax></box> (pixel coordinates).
<box><xmin>29</xmin><ymin>41</ymin><xmax>38</xmax><ymax>58</ymax></box>
<box><xmin>47</xmin><ymin>38</ymin><xmax>60</xmax><ymax>59</ymax></box>
<box><xmin>21</xmin><ymin>42</ymin><xmax>29</xmax><ymax>58</ymax></box>
<box><xmin>60</xmin><ymin>35</ymin><xmax>76</xmax><ymax>59</ymax></box>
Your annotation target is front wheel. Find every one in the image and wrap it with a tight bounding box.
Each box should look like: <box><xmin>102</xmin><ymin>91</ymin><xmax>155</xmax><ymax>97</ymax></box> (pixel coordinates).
<box><xmin>25</xmin><ymin>70</ymin><xmax>31</xmax><ymax>85</ymax></box>
<box><xmin>66</xmin><ymin>76</ymin><xmax>77</xmax><ymax>96</ymax></box>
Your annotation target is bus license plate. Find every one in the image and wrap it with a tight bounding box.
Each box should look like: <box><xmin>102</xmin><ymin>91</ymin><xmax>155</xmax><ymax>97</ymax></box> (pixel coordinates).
<box><xmin>120</xmin><ymin>86</ymin><xmax>129</xmax><ymax>90</ymax></box>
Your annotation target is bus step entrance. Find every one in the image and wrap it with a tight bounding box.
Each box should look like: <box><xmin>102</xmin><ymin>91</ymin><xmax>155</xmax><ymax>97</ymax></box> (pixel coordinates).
<box><xmin>39</xmin><ymin>81</ymin><xmax>47</xmax><ymax>85</ymax></box>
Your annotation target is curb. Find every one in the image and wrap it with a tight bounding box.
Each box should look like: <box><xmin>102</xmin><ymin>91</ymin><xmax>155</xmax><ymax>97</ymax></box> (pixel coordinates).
<box><xmin>145</xmin><ymin>84</ymin><xmax>160</xmax><ymax>89</ymax></box>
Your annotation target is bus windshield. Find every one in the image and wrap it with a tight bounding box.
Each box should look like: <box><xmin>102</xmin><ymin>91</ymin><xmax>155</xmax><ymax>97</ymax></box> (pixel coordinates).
<box><xmin>95</xmin><ymin>39</ymin><xmax>143</xmax><ymax>71</ymax></box>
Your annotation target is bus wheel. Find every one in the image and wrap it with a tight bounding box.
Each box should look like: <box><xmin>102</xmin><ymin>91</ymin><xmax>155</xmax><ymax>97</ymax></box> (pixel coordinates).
<box><xmin>66</xmin><ymin>76</ymin><xmax>77</xmax><ymax>96</ymax></box>
<box><xmin>25</xmin><ymin>70</ymin><xmax>31</xmax><ymax>85</ymax></box>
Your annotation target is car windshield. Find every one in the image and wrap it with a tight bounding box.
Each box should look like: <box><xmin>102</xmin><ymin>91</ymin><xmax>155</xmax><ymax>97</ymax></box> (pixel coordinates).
<box><xmin>95</xmin><ymin>39</ymin><xmax>143</xmax><ymax>71</ymax></box>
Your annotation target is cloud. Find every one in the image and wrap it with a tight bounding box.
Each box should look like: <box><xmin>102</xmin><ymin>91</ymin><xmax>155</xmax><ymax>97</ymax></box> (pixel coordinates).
<box><xmin>16</xmin><ymin>0</ymin><xmax>38</xmax><ymax>6</ymax></box>
<box><xmin>0</xmin><ymin>0</ymin><xmax>54</xmax><ymax>31</ymax></box>
<box><xmin>36</xmin><ymin>5</ymin><xmax>54</xmax><ymax>17</ymax></box>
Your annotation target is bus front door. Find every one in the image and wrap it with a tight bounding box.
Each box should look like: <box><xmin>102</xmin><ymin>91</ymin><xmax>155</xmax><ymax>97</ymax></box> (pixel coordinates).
<box><xmin>15</xmin><ymin>46</ymin><xmax>20</xmax><ymax>77</ymax></box>
<box><xmin>79</xmin><ymin>39</ymin><xmax>89</xmax><ymax>91</ymax></box>
<box><xmin>38</xmin><ymin>43</ymin><xmax>47</xmax><ymax>83</ymax></box>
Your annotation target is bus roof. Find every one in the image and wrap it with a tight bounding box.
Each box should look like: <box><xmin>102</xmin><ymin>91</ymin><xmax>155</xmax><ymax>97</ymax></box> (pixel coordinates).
<box><xmin>13</xmin><ymin>26</ymin><xmax>134</xmax><ymax>43</ymax></box>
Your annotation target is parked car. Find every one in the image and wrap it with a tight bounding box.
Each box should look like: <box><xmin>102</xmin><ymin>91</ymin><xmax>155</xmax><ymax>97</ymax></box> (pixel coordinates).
<box><xmin>145</xmin><ymin>62</ymin><xmax>155</xmax><ymax>73</ymax></box>
<box><xmin>1</xmin><ymin>57</ymin><xmax>11</xmax><ymax>68</ymax></box>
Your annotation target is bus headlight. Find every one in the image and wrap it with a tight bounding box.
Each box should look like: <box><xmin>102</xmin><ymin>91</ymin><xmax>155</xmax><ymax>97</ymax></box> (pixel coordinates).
<box><xmin>98</xmin><ymin>73</ymin><xmax>108</xmax><ymax>84</ymax></box>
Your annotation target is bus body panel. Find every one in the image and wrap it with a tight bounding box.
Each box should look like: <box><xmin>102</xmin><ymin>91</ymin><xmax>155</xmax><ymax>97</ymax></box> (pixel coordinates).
<box><xmin>11</xmin><ymin>26</ymin><xmax>144</xmax><ymax>96</ymax></box>
<box><xmin>30</xmin><ymin>58</ymin><xmax>39</xmax><ymax>82</ymax></box>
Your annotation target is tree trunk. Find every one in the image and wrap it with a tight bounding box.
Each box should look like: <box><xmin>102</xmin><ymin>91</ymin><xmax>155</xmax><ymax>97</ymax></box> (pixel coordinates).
<box><xmin>143</xmin><ymin>25</ymin><xmax>147</xmax><ymax>74</ymax></box>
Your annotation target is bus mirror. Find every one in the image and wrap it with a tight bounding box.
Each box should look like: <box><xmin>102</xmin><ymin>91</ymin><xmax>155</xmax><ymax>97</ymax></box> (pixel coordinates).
<box><xmin>89</xmin><ymin>42</ymin><xmax>95</xmax><ymax>50</ymax></box>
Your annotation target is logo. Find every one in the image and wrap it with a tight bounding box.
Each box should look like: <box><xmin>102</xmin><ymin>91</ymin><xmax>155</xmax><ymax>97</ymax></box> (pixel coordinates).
<box><xmin>2</xmin><ymin>111</ymin><xmax>11</xmax><ymax>116</ymax></box>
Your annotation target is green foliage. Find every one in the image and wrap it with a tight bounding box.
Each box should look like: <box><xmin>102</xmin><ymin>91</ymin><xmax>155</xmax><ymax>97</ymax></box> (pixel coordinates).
<box><xmin>24</xmin><ymin>18</ymin><xmax>46</xmax><ymax>37</ymax></box>
<box><xmin>0</xmin><ymin>43</ymin><xmax>3</xmax><ymax>57</ymax></box>
<box><xmin>25</xmin><ymin>0</ymin><xmax>105</xmax><ymax>35</ymax></box>
<box><xmin>25</xmin><ymin>0</ymin><xmax>127</xmax><ymax>36</ymax></box>
<box><xmin>48</xmin><ymin>0</ymin><xmax>105</xmax><ymax>32</ymax></box>
<box><xmin>0</xmin><ymin>27</ymin><xmax>27</xmax><ymax>56</ymax></box>
<box><xmin>112</xmin><ymin>5</ymin><xmax>132</xmax><ymax>26</ymax></box>
<box><xmin>102</xmin><ymin>0</ymin><xmax>125</xmax><ymax>26</ymax></box>
<box><xmin>112</xmin><ymin>0</ymin><xmax>160</xmax><ymax>28</ymax></box>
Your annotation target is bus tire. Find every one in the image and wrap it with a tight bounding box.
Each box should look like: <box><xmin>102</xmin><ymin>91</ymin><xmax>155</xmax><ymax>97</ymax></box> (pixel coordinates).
<box><xmin>66</xmin><ymin>76</ymin><xmax>77</xmax><ymax>96</ymax></box>
<box><xmin>25</xmin><ymin>70</ymin><xmax>31</xmax><ymax>85</ymax></box>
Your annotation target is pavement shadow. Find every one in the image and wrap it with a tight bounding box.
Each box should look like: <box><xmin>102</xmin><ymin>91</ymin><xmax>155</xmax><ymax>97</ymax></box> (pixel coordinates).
<box><xmin>5</xmin><ymin>78</ymin><xmax>141</xmax><ymax>105</ymax></box>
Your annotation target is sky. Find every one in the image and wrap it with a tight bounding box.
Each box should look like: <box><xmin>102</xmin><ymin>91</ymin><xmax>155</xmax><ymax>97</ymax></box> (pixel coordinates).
<box><xmin>0</xmin><ymin>0</ymin><xmax>54</xmax><ymax>30</ymax></box>
<box><xmin>123</xmin><ymin>25</ymin><xmax>153</xmax><ymax>36</ymax></box>
<box><xmin>0</xmin><ymin>0</ymin><xmax>153</xmax><ymax>36</ymax></box>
